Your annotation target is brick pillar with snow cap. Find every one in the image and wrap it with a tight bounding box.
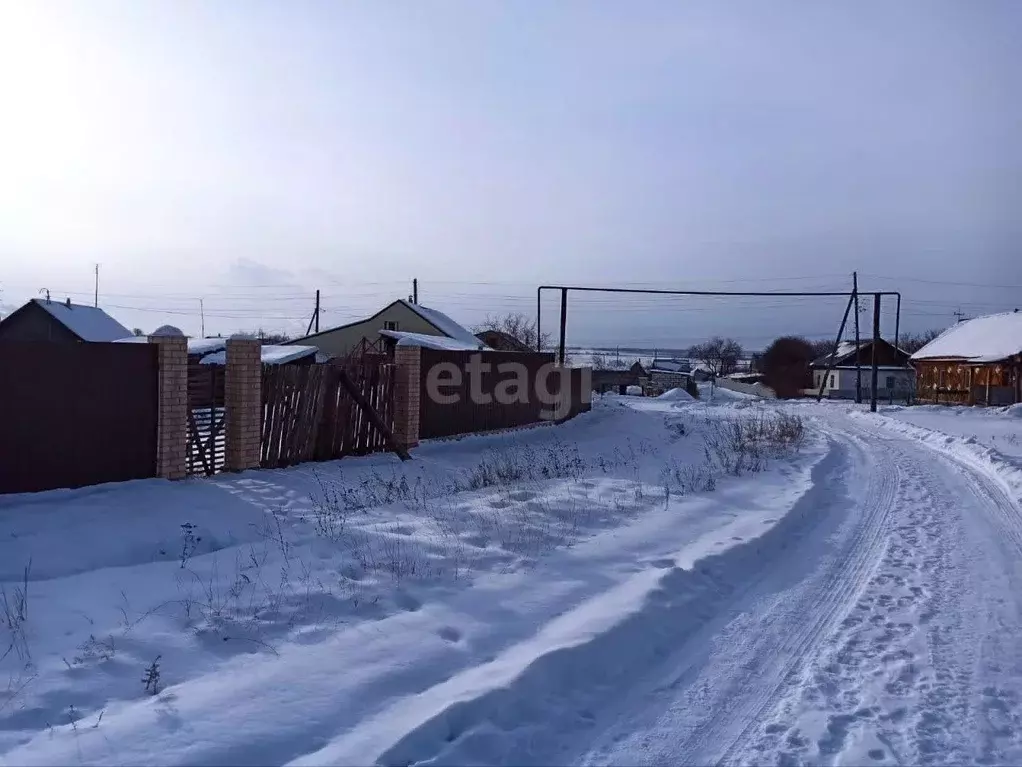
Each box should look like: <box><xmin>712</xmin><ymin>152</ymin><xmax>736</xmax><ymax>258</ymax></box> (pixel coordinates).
<box><xmin>149</xmin><ymin>329</ymin><xmax>188</xmax><ymax>480</ymax></box>
<box><xmin>225</xmin><ymin>338</ymin><xmax>263</xmax><ymax>472</ymax></box>
<box><xmin>393</xmin><ymin>345</ymin><xmax>421</xmax><ymax>451</ymax></box>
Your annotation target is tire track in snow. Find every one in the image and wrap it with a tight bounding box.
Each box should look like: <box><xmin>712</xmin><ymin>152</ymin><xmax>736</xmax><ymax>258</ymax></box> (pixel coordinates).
<box><xmin>734</xmin><ymin>413</ymin><xmax>1022</xmax><ymax>766</ymax></box>
<box><xmin>364</xmin><ymin>434</ymin><xmax>861</xmax><ymax>767</ymax></box>
<box><xmin>577</xmin><ymin>424</ymin><xmax>899</xmax><ymax>766</ymax></box>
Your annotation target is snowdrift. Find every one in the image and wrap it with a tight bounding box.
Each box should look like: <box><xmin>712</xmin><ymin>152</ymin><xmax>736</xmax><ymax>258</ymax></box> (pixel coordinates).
<box><xmin>657</xmin><ymin>387</ymin><xmax>695</xmax><ymax>402</ymax></box>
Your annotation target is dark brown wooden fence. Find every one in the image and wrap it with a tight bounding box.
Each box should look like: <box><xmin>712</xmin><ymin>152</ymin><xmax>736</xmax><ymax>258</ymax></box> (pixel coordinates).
<box><xmin>260</xmin><ymin>358</ymin><xmax>397</xmax><ymax>469</ymax></box>
<box><xmin>0</xmin><ymin>342</ymin><xmax>159</xmax><ymax>494</ymax></box>
<box><xmin>418</xmin><ymin>350</ymin><xmax>590</xmax><ymax>439</ymax></box>
<box><xmin>186</xmin><ymin>362</ymin><xmax>226</xmax><ymax>477</ymax></box>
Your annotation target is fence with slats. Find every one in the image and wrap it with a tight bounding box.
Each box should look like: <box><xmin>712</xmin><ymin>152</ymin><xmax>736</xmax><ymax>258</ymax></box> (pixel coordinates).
<box><xmin>261</xmin><ymin>358</ymin><xmax>397</xmax><ymax>469</ymax></box>
<box><xmin>186</xmin><ymin>361</ymin><xmax>226</xmax><ymax>476</ymax></box>
<box><xmin>0</xmin><ymin>342</ymin><xmax>159</xmax><ymax>494</ymax></box>
<box><xmin>418</xmin><ymin>350</ymin><xmax>589</xmax><ymax>440</ymax></box>
<box><xmin>260</xmin><ymin>364</ymin><xmax>326</xmax><ymax>468</ymax></box>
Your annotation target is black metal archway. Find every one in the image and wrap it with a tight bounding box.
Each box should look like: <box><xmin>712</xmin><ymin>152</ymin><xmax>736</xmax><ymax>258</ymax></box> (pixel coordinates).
<box><xmin>536</xmin><ymin>283</ymin><xmax>903</xmax><ymax>413</ymax></box>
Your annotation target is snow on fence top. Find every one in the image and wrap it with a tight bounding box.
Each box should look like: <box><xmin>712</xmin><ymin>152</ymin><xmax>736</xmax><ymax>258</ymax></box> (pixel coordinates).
<box><xmin>911</xmin><ymin>312</ymin><xmax>1022</xmax><ymax>363</ymax></box>
<box><xmin>199</xmin><ymin>344</ymin><xmax>319</xmax><ymax>365</ymax></box>
<box><xmin>32</xmin><ymin>298</ymin><xmax>131</xmax><ymax>342</ymax></box>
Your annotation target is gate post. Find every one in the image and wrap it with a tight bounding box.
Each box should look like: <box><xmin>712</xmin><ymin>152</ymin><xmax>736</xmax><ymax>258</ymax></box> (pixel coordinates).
<box><xmin>150</xmin><ymin>331</ymin><xmax>188</xmax><ymax>480</ymax></box>
<box><xmin>225</xmin><ymin>338</ymin><xmax>263</xmax><ymax>472</ymax></box>
<box><xmin>393</xmin><ymin>346</ymin><xmax>421</xmax><ymax>451</ymax></box>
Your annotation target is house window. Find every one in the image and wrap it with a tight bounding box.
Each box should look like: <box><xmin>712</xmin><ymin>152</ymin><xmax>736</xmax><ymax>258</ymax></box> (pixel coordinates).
<box><xmin>886</xmin><ymin>376</ymin><xmax>895</xmax><ymax>390</ymax></box>
<box><xmin>383</xmin><ymin>321</ymin><xmax>399</xmax><ymax>331</ymax></box>
<box><xmin>830</xmin><ymin>374</ymin><xmax>835</xmax><ymax>388</ymax></box>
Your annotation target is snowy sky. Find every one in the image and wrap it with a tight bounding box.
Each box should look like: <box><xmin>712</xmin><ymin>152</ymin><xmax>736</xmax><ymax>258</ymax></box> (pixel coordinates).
<box><xmin>0</xmin><ymin>1</ymin><xmax>1019</xmax><ymax>348</ymax></box>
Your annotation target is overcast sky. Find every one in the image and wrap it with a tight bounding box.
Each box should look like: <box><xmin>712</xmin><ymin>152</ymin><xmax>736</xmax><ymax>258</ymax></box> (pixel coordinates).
<box><xmin>1</xmin><ymin>1</ymin><xmax>1019</xmax><ymax>348</ymax></box>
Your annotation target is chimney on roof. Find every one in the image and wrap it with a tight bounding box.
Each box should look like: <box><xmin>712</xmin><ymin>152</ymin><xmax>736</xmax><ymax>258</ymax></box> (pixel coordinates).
<box><xmin>65</xmin><ymin>297</ymin><xmax>71</xmax><ymax>309</ymax></box>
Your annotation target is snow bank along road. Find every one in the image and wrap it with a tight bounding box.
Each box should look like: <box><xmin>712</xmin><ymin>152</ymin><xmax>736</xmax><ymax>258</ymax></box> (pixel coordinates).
<box><xmin>4</xmin><ymin>397</ymin><xmax>1022</xmax><ymax>766</ymax></box>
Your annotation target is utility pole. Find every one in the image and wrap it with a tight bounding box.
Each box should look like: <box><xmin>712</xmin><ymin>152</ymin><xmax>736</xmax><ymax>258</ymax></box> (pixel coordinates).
<box><xmin>953</xmin><ymin>308</ymin><xmax>969</xmax><ymax>323</ymax></box>
<box><xmin>871</xmin><ymin>293</ymin><xmax>881</xmax><ymax>413</ymax></box>
<box><xmin>557</xmin><ymin>288</ymin><xmax>568</xmax><ymax>365</ymax></box>
<box><xmin>816</xmin><ymin>291</ymin><xmax>855</xmax><ymax>403</ymax></box>
<box><xmin>412</xmin><ymin>278</ymin><xmax>418</xmax><ymax>304</ymax></box>
<box><xmin>305</xmin><ymin>291</ymin><xmax>321</xmax><ymax>336</ymax></box>
<box><xmin>199</xmin><ymin>298</ymin><xmax>205</xmax><ymax>337</ymax></box>
<box><xmin>853</xmin><ymin>271</ymin><xmax>862</xmax><ymax>404</ymax></box>
<box><xmin>94</xmin><ymin>263</ymin><xmax>100</xmax><ymax>307</ymax></box>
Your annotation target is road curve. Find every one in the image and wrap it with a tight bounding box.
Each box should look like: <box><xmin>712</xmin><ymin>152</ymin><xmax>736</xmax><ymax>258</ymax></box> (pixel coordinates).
<box><xmin>576</xmin><ymin>410</ymin><xmax>1022</xmax><ymax>767</ymax></box>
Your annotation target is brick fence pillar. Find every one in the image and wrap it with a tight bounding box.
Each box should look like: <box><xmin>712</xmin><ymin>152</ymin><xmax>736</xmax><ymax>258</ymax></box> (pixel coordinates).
<box><xmin>225</xmin><ymin>338</ymin><xmax>263</xmax><ymax>472</ymax></box>
<box><xmin>149</xmin><ymin>333</ymin><xmax>188</xmax><ymax>480</ymax></box>
<box><xmin>393</xmin><ymin>346</ymin><xmax>421</xmax><ymax>451</ymax></box>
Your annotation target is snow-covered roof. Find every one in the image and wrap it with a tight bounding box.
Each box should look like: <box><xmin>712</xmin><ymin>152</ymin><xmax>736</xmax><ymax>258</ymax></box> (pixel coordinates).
<box><xmin>31</xmin><ymin>299</ymin><xmax>131</xmax><ymax>342</ymax></box>
<box><xmin>187</xmin><ymin>338</ymin><xmax>227</xmax><ymax>355</ymax></box>
<box><xmin>112</xmin><ymin>336</ymin><xmax>231</xmax><ymax>355</ymax></box>
<box><xmin>199</xmin><ymin>344</ymin><xmax>319</xmax><ymax>366</ymax></box>
<box><xmin>398</xmin><ymin>300</ymin><xmax>482</xmax><ymax>348</ymax></box>
<box><xmin>380</xmin><ymin>330</ymin><xmax>489</xmax><ymax>352</ymax></box>
<box><xmin>813</xmin><ymin>338</ymin><xmax>909</xmax><ymax>368</ymax></box>
<box><xmin>650</xmin><ymin>359</ymin><xmax>691</xmax><ymax>373</ymax></box>
<box><xmin>911</xmin><ymin>312</ymin><xmax>1022</xmax><ymax>363</ymax></box>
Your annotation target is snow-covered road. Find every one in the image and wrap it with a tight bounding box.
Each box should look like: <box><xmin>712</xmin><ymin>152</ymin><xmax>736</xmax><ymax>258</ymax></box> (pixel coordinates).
<box><xmin>577</xmin><ymin>410</ymin><xmax>1022</xmax><ymax>767</ymax></box>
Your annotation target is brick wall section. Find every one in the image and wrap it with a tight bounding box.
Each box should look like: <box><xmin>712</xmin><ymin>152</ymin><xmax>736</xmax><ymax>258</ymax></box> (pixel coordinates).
<box><xmin>225</xmin><ymin>339</ymin><xmax>263</xmax><ymax>472</ymax></box>
<box><xmin>393</xmin><ymin>346</ymin><xmax>421</xmax><ymax>450</ymax></box>
<box><xmin>149</xmin><ymin>335</ymin><xmax>188</xmax><ymax>480</ymax></box>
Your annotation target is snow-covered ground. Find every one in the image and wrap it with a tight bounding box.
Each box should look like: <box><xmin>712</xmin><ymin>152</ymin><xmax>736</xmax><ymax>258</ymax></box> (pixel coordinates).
<box><xmin>879</xmin><ymin>402</ymin><xmax>1022</xmax><ymax>461</ymax></box>
<box><xmin>4</xmin><ymin>394</ymin><xmax>1022</xmax><ymax>765</ymax></box>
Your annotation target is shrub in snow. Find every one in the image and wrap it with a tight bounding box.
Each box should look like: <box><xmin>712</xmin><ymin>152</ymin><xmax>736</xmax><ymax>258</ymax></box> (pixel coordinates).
<box><xmin>1</xmin><ymin>560</ymin><xmax>31</xmax><ymax>663</ymax></box>
<box><xmin>141</xmin><ymin>656</ymin><xmax>161</xmax><ymax>695</ymax></box>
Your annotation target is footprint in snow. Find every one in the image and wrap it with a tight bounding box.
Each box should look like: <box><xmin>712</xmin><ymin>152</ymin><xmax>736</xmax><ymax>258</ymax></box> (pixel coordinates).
<box><xmin>437</xmin><ymin>626</ymin><xmax>462</xmax><ymax>643</ymax></box>
<box><xmin>394</xmin><ymin>591</ymin><xmax>422</xmax><ymax>612</ymax></box>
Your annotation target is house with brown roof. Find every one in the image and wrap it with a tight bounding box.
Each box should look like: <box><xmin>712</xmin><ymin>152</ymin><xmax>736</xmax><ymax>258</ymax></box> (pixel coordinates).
<box><xmin>811</xmin><ymin>338</ymin><xmax>914</xmax><ymax>400</ymax></box>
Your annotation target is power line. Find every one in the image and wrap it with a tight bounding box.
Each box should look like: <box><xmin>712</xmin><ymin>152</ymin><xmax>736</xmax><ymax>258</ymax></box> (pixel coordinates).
<box><xmin>861</xmin><ymin>273</ymin><xmax>1022</xmax><ymax>290</ymax></box>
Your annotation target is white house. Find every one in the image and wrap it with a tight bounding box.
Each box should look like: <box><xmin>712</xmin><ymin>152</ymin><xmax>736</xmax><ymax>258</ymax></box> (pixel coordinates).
<box><xmin>811</xmin><ymin>339</ymin><xmax>915</xmax><ymax>400</ymax></box>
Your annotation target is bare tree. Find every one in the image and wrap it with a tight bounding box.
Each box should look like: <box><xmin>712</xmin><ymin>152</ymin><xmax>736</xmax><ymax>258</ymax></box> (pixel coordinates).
<box><xmin>808</xmin><ymin>339</ymin><xmax>835</xmax><ymax>361</ymax></box>
<box><xmin>475</xmin><ymin>313</ymin><xmax>550</xmax><ymax>351</ymax></box>
<box><xmin>899</xmin><ymin>329</ymin><xmax>944</xmax><ymax>354</ymax></box>
<box><xmin>687</xmin><ymin>337</ymin><xmax>744</xmax><ymax>378</ymax></box>
<box><xmin>590</xmin><ymin>353</ymin><xmax>609</xmax><ymax>370</ymax></box>
<box><xmin>236</xmin><ymin>328</ymin><xmax>293</xmax><ymax>344</ymax></box>
<box><xmin>132</xmin><ymin>328</ymin><xmax>145</xmax><ymax>337</ymax></box>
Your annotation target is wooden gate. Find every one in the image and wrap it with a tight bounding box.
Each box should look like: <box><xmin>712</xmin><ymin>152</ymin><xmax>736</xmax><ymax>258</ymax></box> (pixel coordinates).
<box><xmin>186</xmin><ymin>362</ymin><xmax>226</xmax><ymax>476</ymax></box>
<box><xmin>0</xmin><ymin>342</ymin><xmax>159</xmax><ymax>494</ymax></box>
<box><xmin>260</xmin><ymin>364</ymin><xmax>327</xmax><ymax>468</ymax></box>
<box><xmin>260</xmin><ymin>358</ymin><xmax>397</xmax><ymax>469</ymax></box>
<box><xmin>316</xmin><ymin>359</ymin><xmax>397</xmax><ymax>459</ymax></box>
